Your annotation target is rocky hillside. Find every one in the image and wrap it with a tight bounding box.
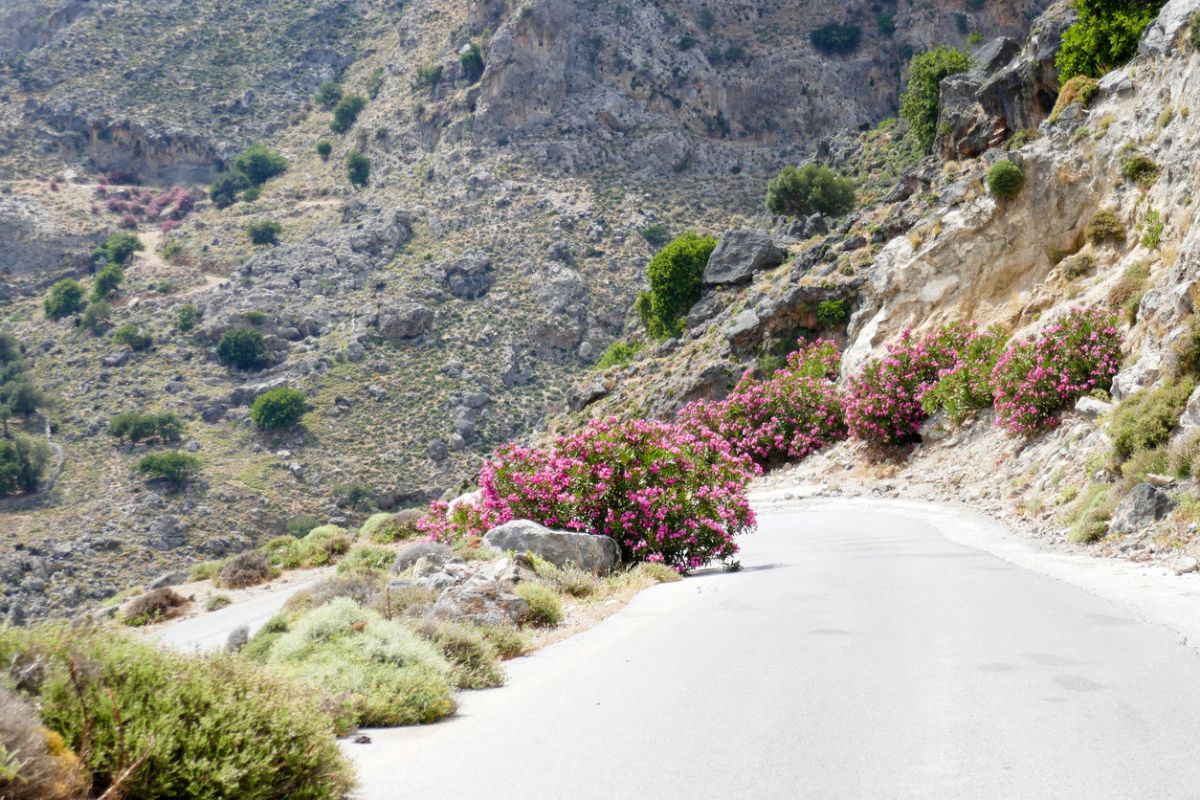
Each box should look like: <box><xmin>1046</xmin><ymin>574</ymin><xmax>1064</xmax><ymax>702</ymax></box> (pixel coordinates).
<box><xmin>0</xmin><ymin>1</ymin><xmax>1061</xmax><ymax>622</ymax></box>
<box><xmin>567</xmin><ymin>0</ymin><xmax>1200</xmax><ymax>575</ymax></box>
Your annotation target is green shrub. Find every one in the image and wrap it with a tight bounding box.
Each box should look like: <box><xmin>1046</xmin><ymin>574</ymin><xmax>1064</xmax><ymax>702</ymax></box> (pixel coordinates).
<box><xmin>413</xmin><ymin>64</ymin><xmax>443</xmax><ymax>91</ymax></box>
<box><xmin>330</xmin><ymin>94</ymin><xmax>366</xmax><ymax>133</ymax></box>
<box><xmin>635</xmin><ymin>233</ymin><xmax>718</xmax><ymax>339</ymax></box>
<box><xmin>122</xmin><ymin>587</ymin><xmax>187</xmax><ymax>626</ymax></box>
<box><xmin>315</xmin><ymin>81</ymin><xmax>343</xmax><ymax>109</ymax></box>
<box><xmin>135</xmin><ymin>452</ymin><xmax>200</xmax><ymax>487</ymax></box>
<box><xmin>176</xmin><ymin>302</ymin><xmax>199</xmax><ymax>332</ymax></box>
<box><xmin>247</xmin><ymin>220</ymin><xmax>282</xmax><ymax>246</ymax></box>
<box><xmin>596</xmin><ymin>339</ymin><xmax>644</xmax><ymax>369</ymax></box>
<box><xmin>336</xmin><ymin>544</ymin><xmax>397</xmax><ymax>576</ymax></box>
<box><xmin>0</xmin><ymin>624</ymin><xmax>353</xmax><ymax>799</ymax></box>
<box><xmin>160</xmin><ymin>239</ymin><xmax>186</xmax><ymax>263</ymax></box>
<box><xmin>43</xmin><ymin>279</ymin><xmax>84</xmax><ymax>320</ymax></box>
<box><xmin>1007</xmin><ymin>128</ymin><xmax>1041</xmax><ymax>150</ymax></box>
<box><xmin>0</xmin><ymin>434</ymin><xmax>49</xmax><ymax>497</ymax></box>
<box><xmin>514</xmin><ymin>582</ymin><xmax>563</xmax><ymax>627</ymax></box>
<box><xmin>217</xmin><ymin>327</ymin><xmax>269</xmax><ymax>370</ymax></box>
<box><xmin>91</xmin><ymin>263</ymin><xmax>123</xmax><ymax>300</ymax></box>
<box><xmin>1169</xmin><ymin>428</ymin><xmax>1200</xmax><ymax>479</ymax></box>
<box><xmin>1108</xmin><ymin>378</ymin><xmax>1193</xmax><ymax>462</ymax></box>
<box><xmin>112</xmin><ymin>323</ymin><xmax>152</xmax><ymax>351</ymax></box>
<box><xmin>233</xmin><ymin>143</ymin><xmax>289</xmax><ymax>186</ymax></box>
<box><xmin>1120</xmin><ymin>150</ymin><xmax>1159</xmax><ymax>188</ymax></box>
<box><xmin>810</xmin><ymin>23</ymin><xmax>862</xmax><ymax>55</ymax></box>
<box><xmin>921</xmin><ymin>326</ymin><xmax>1009</xmax><ymax>425</ymax></box>
<box><xmin>218</xmin><ymin>551</ymin><xmax>277</xmax><ymax>589</ymax></box>
<box><xmin>1141</xmin><ymin>210</ymin><xmax>1164</xmax><ymax>250</ymax></box>
<box><xmin>251</xmin><ymin>387</ymin><xmax>307</xmax><ymax>431</ymax></box>
<box><xmin>460</xmin><ymin>42</ymin><xmax>485</xmax><ymax>83</ymax></box>
<box><xmin>900</xmin><ymin>46</ymin><xmax>972</xmax><ymax>151</ymax></box>
<box><xmin>1057</xmin><ymin>0</ymin><xmax>1164</xmax><ymax>81</ymax></box>
<box><xmin>413</xmin><ymin>619</ymin><xmax>504</xmax><ymax>689</ymax></box>
<box><xmin>640</xmin><ymin>223</ymin><xmax>671</xmax><ymax>248</ymax></box>
<box><xmin>1049</xmin><ymin>75</ymin><xmax>1100</xmax><ymax>121</ymax></box>
<box><xmin>986</xmin><ymin>160</ymin><xmax>1025</xmax><ymax>199</ymax></box>
<box><xmin>346</xmin><ymin>150</ymin><xmax>370</xmax><ymax>187</ymax></box>
<box><xmin>1067</xmin><ymin>483</ymin><xmax>1114</xmax><ymax>543</ymax></box>
<box><xmin>242</xmin><ymin>185</ymin><xmax>262</xmax><ymax>203</ymax></box>
<box><xmin>107</xmin><ymin>411</ymin><xmax>183</xmax><ymax>444</ymax></box>
<box><xmin>286</xmin><ymin>514</ymin><xmax>321</xmax><ymax>538</ymax></box>
<box><xmin>243</xmin><ymin>309</ymin><xmax>268</xmax><ymax>326</ymax></box>
<box><xmin>765</xmin><ymin>163</ymin><xmax>857</xmax><ymax>219</ymax></box>
<box><xmin>315</xmin><ymin>140</ymin><xmax>333</xmax><ymax>161</ymax></box>
<box><xmin>361</xmin><ymin>510</ymin><xmax>421</xmax><ymax>543</ymax></box>
<box><xmin>263</xmin><ymin>598</ymin><xmax>455</xmax><ymax>728</ymax></box>
<box><xmin>209</xmin><ymin>171</ymin><xmax>250</xmax><ymax>209</ymax></box>
<box><xmin>189</xmin><ymin>560</ymin><xmax>224</xmax><ymax>582</ymax></box>
<box><xmin>264</xmin><ymin>525</ymin><xmax>351</xmax><ymax>569</ymax></box>
<box><xmin>1086</xmin><ymin>207</ymin><xmax>1125</xmax><ymax>245</ymax></box>
<box><xmin>81</xmin><ymin>299</ymin><xmax>111</xmax><ymax>332</ymax></box>
<box><xmin>333</xmin><ymin>479</ymin><xmax>375</xmax><ymax>511</ymax></box>
<box><xmin>96</xmin><ymin>231</ymin><xmax>143</xmax><ymax>266</ymax></box>
<box><xmin>816</xmin><ymin>299</ymin><xmax>850</xmax><ymax>328</ymax></box>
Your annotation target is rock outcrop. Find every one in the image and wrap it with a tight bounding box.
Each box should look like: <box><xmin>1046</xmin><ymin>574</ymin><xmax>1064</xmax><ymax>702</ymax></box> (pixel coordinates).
<box><xmin>483</xmin><ymin>520</ymin><xmax>622</xmax><ymax>576</ymax></box>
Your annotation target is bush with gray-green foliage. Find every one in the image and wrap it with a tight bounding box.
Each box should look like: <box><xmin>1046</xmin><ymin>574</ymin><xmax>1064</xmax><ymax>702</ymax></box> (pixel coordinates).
<box><xmin>412</xmin><ymin>619</ymin><xmax>504</xmax><ymax>689</ymax></box>
<box><xmin>336</xmin><ymin>544</ymin><xmax>397</xmax><ymax>575</ymax></box>
<box><xmin>262</xmin><ymin>598</ymin><xmax>456</xmax><ymax>728</ymax></box>
<box><xmin>263</xmin><ymin>525</ymin><xmax>351</xmax><ymax>569</ymax></box>
<box><xmin>514</xmin><ymin>582</ymin><xmax>562</xmax><ymax>627</ymax></box>
<box><xmin>1108</xmin><ymin>378</ymin><xmax>1193</xmax><ymax>462</ymax></box>
<box><xmin>899</xmin><ymin>46</ymin><xmax>972</xmax><ymax>151</ymax></box>
<box><xmin>0</xmin><ymin>624</ymin><xmax>352</xmax><ymax>799</ymax></box>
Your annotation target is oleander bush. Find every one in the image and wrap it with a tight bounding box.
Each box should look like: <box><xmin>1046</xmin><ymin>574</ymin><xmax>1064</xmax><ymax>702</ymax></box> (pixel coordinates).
<box><xmin>0</xmin><ymin>624</ymin><xmax>352</xmax><ymax>799</ymax></box>
<box><xmin>991</xmin><ymin>307</ymin><xmax>1121</xmax><ymax>435</ymax></box>
<box><xmin>846</xmin><ymin>323</ymin><xmax>974</xmax><ymax>448</ymax></box>
<box><xmin>921</xmin><ymin>325</ymin><xmax>1010</xmax><ymax>426</ymax></box>
<box><xmin>420</xmin><ymin>416</ymin><xmax>758</xmax><ymax>571</ymax></box>
<box><xmin>678</xmin><ymin>339</ymin><xmax>846</xmax><ymax>469</ymax></box>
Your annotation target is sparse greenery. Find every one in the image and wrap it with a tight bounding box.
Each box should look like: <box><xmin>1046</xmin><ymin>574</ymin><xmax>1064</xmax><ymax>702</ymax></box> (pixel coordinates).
<box><xmin>415</xmin><ymin>619</ymin><xmax>504</xmax><ymax>689</ymax></box>
<box><xmin>460</xmin><ymin>42</ymin><xmax>485</xmax><ymax>83</ymax></box>
<box><xmin>413</xmin><ymin>64</ymin><xmax>444</xmax><ymax>91</ymax></box>
<box><xmin>596</xmin><ymin>339</ymin><xmax>645</xmax><ymax>369</ymax></box>
<box><xmin>247</xmin><ymin>220</ymin><xmax>282</xmax><ymax>246</ymax></box>
<box><xmin>635</xmin><ymin>233</ymin><xmax>718</xmax><ymax>339</ymax></box>
<box><xmin>251</xmin><ymin>387</ymin><xmax>307</xmax><ymax>431</ymax></box>
<box><xmin>1007</xmin><ymin>128</ymin><xmax>1041</xmax><ymax>150</ymax></box>
<box><xmin>136</xmin><ymin>451</ymin><xmax>200</xmax><ymax>487</ymax></box>
<box><xmin>1108</xmin><ymin>377</ymin><xmax>1193</xmax><ymax>462</ymax></box>
<box><xmin>1086</xmin><ymin>207</ymin><xmax>1125</xmax><ymax>245</ymax></box>
<box><xmin>176</xmin><ymin>302</ymin><xmax>199</xmax><ymax>332</ymax></box>
<box><xmin>315</xmin><ymin>81</ymin><xmax>343</xmax><ymax>110</ymax></box>
<box><xmin>336</xmin><ymin>544</ymin><xmax>397</xmax><ymax>575</ymax></box>
<box><xmin>81</xmin><ymin>299</ymin><xmax>111</xmax><ymax>332</ymax></box>
<box><xmin>346</xmin><ymin>150</ymin><xmax>370</xmax><ymax>187</ymax></box>
<box><xmin>986</xmin><ymin>160</ymin><xmax>1025</xmax><ymax>199</ymax></box>
<box><xmin>514</xmin><ymin>582</ymin><xmax>563</xmax><ymax>627</ymax></box>
<box><xmin>330</xmin><ymin>94</ymin><xmax>366</xmax><ymax>133</ymax></box>
<box><xmin>218</xmin><ymin>327</ymin><xmax>270</xmax><ymax>370</ymax></box>
<box><xmin>108</xmin><ymin>411</ymin><xmax>183</xmax><ymax>444</ymax></box>
<box><xmin>1049</xmin><ymin>75</ymin><xmax>1100</xmax><ymax>121</ymax></box>
<box><xmin>640</xmin><ymin>223</ymin><xmax>671</xmax><ymax>248</ymax></box>
<box><xmin>765</xmin><ymin>163</ymin><xmax>857</xmax><ymax>219</ymax></box>
<box><xmin>1141</xmin><ymin>210</ymin><xmax>1164</xmax><ymax>250</ymax></box>
<box><xmin>287</xmin><ymin>514</ymin><xmax>322</xmax><ymax>538</ymax></box>
<box><xmin>1109</xmin><ymin>261</ymin><xmax>1151</xmax><ymax>324</ymax></box>
<box><xmin>1067</xmin><ymin>482</ymin><xmax>1114</xmax><ymax>543</ymax></box>
<box><xmin>810</xmin><ymin>23</ymin><xmax>862</xmax><ymax>55</ymax></box>
<box><xmin>112</xmin><ymin>323</ymin><xmax>152</xmax><ymax>351</ymax></box>
<box><xmin>1057</xmin><ymin>0</ymin><xmax>1165</xmax><ymax>81</ymax></box>
<box><xmin>315</xmin><ymin>140</ymin><xmax>333</xmax><ymax>161</ymax></box>
<box><xmin>900</xmin><ymin>47</ymin><xmax>972</xmax><ymax>151</ymax></box>
<box><xmin>43</xmin><ymin>279</ymin><xmax>84</xmax><ymax>320</ymax></box>
<box><xmin>1120</xmin><ymin>150</ymin><xmax>1160</xmax><ymax>188</ymax></box>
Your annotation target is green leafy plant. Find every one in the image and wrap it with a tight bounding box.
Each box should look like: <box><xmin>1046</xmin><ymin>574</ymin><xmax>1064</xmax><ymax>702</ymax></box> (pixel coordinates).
<box><xmin>986</xmin><ymin>160</ymin><xmax>1025</xmax><ymax>199</ymax></box>
<box><xmin>0</xmin><ymin>434</ymin><xmax>49</xmax><ymax>497</ymax></box>
<box><xmin>330</xmin><ymin>94</ymin><xmax>366</xmax><ymax>133</ymax></box>
<box><xmin>900</xmin><ymin>47</ymin><xmax>972</xmax><ymax>150</ymax></box>
<box><xmin>111</xmin><ymin>324</ymin><xmax>152</xmax><ymax>351</ymax></box>
<box><xmin>233</xmin><ymin>144</ymin><xmax>289</xmax><ymax>186</ymax></box>
<box><xmin>816</xmin><ymin>299</ymin><xmax>851</xmax><ymax>328</ymax></box>
<box><xmin>596</xmin><ymin>339</ymin><xmax>644</xmax><ymax>369</ymax></box>
<box><xmin>315</xmin><ymin>81</ymin><xmax>343</xmax><ymax>109</ymax></box>
<box><xmin>1086</xmin><ymin>208</ymin><xmax>1125</xmax><ymax>245</ymax></box>
<box><xmin>43</xmin><ymin>280</ymin><xmax>84</xmax><ymax>320</ymax></box>
<box><xmin>91</xmin><ymin>263</ymin><xmax>124</xmax><ymax>300</ymax></box>
<box><xmin>1141</xmin><ymin>210</ymin><xmax>1164</xmax><ymax>249</ymax></box>
<box><xmin>176</xmin><ymin>302</ymin><xmax>199</xmax><ymax>332</ymax></box>
<box><xmin>1120</xmin><ymin>150</ymin><xmax>1160</xmax><ymax>189</ymax></box>
<box><xmin>1108</xmin><ymin>377</ymin><xmax>1193</xmax><ymax>462</ymax></box>
<box><xmin>1057</xmin><ymin>0</ymin><xmax>1165</xmax><ymax>81</ymax></box>
<box><xmin>315</xmin><ymin>140</ymin><xmax>333</xmax><ymax>161</ymax></box>
<box><xmin>108</xmin><ymin>411</ymin><xmax>183</xmax><ymax>444</ymax></box>
<box><xmin>514</xmin><ymin>582</ymin><xmax>563</xmax><ymax>627</ymax></box>
<box><xmin>95</xmin><ymin>231</ymin><xmax>144</xmax><ymax>266</ymax></box>
<box><xmin>251</xmin><ymin>387</ymin><xmax>308</xmax><ymax>431</ymax></box>
<box><xmin>136</xmin><ymin>452</ymin><xmax>200</xmax><ymax>487</ymax></box>
<box><xmin>634</xmin><ymin>233</ymin><xmax>717</xmax><ymax>339</ymax></box>
<box><xmin>810</xmin><ymin>23</ymin><xmax>862</xmax><ymax>55</ymax></box>
<box><xmin>346</xmin><ymin>150</ymin><xmax>370</xmax><ymax>187</ymax></box>
<box><xmin>217</xmin><ymin>327</ymin><xmax>270</xmax><ymax>370</ymax></box>
<box><xmin>460</xmin><ymin>42</ymin><xmax>485</xmax><ymax>83</ymax></box>
<box><xmin>765</xmin><ymin>164</ymin><xmax>856</xmax><ymax>218</ymax></box>
<box><xmin>247</xmin><ymin>220</ymin><xmax>282</xmax><ymax>246</ymax></box>
<box><xmin>921</xmin><ymin>326</ymin><xmax>1009</xmax><ymax>425</ymax></box>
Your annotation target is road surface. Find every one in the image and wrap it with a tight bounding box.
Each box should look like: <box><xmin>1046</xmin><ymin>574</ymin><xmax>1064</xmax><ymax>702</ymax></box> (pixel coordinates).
<box><xmin>346</xmin><ymin>500</ymin><xmax>1200</xmax><ymax>800</ymax></box>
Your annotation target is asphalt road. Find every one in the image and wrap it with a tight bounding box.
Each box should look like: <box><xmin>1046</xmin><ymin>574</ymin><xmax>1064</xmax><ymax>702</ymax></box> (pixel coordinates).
<box><xmin>346</xmin><ymin>503</ymin><xmax>1200</xmax><ymax>800</ymax></box>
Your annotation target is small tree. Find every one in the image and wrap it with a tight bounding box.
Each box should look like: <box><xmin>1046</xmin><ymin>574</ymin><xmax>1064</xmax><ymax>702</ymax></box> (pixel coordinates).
<box><xmin>136</xmin><ymin>452</ymin><xmax>200</xmax><ymax>488</ymax></box>
<box><xmin>765</xmin><ymin>164</ymin><xmax>857</xmax><ymax>219</ymax></box>
<box><xmin>92</xmin><ymin>263</ymin><xmax>124</xmax><ymax>300</ymax></box>
<box><xmin>0</xmin><ymin>434</ymin><xmax>49</xmax><ymax>497</ymax></box>
<box><xmin>460</xmin><ymin>42</ymin><xmax>485</xmax><ymax>83</ymax></box>
<box><xmin>233</xmin><ymin>144</ymin><xmax>289</xmax><ymax>186</ymax></box>
<box><xmin>986</xmin><ymin>160</ymin><xmax>1025</xmax><ymax>199</ymax></box>
<box><xmin>247</xmin><ymin>220</ymin><xmax>282</xmax><ymax>246</ymax></box>
<box><xmin>810</xmin><ymin>23</ymin><xmax>862</xmax><ymax>55</ymax></box>
<box><xmin>900</xmin><ymin>46</ymin><xmax>972</xmax><ymax>151</ymax></box>
<box><xmin>346</xmin><ymin>150</ymin><xmax>370</xmax><ymax>187</ymax></box>
<box><xmin>635</xmin><ymin>233</ymin><xmax>718</xmax><ymax>339</ymax></box>
<box><xmin>217</xmin><ymin>327</ymin><xmax>269</xmax><ymax>370</ymax></box>
<box><xmin>209</xmin><ymin>172</ymin><xmax>250</xmax><ymax>209</ymax></box>
<box><xmin>315</xmin><ymin>140</ymin><xmax>333</xmax><ymax>161</ymax></box>
<box><xmin>109</xmin><ymin>411</ymin><xmax>183</xmax><ymax>444</ymax></box>
<box><xmin>315</xmin><ymin>81</ymin><xmax>343</xmax><ymax>110</ymax></box>
<box><xmin>96</xmin><ymin>232</ymin><xmax>144</xmax><ymax>266</ymax></box>
<box><xmin>1057</xmin><ymin>0</ymin><xmax>1164</xmax><ymax>81</ymax></box>
<box><xmin>331</xmin><ymin>95</ymin><xmax>367</xmax><ymax>134</ymax></box>
<box><xmin>251</xmin><ymin>387</ymin><xmax>308</xmax><ymax>431</ymax></box>
<box><xmin>112</xmin><ymin>324</ymin><xmax>152</xmax><ymax>351</ymax></box>
<box><xmin>44</xmin><ymin>279</ymin><xmax>85</xmax><ymax>320</ymax></box>
<box><xmin>176</xmin><ymin>303</ymin><xmax>199</xmax><ymax>333</ymax></box>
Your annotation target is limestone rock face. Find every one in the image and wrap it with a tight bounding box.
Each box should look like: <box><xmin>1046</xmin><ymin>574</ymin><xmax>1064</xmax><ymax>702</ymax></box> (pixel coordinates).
<box><xmin>483</xmin><ymin>519</ymin><xmax>622</xmax><ymax>575</ymax></box>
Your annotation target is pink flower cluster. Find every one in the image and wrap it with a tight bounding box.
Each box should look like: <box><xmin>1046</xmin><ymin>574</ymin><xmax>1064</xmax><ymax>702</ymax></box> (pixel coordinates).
<box><xmin>845</xmin><ymin>323</ymin><xmax>973</xmax><ymax>448</ymax></box>
<box><xmin>678</xmin><ymin>339</ymin><xmax>846</xmax><ymax>469</ymax></box>
<box><xmin>419</xmin><ymin>416</ymin><xmax>759</xmax><ymax>572</ymax></box>
<box><xmin>991</xmin><ymin>307</ymin><xmax>1121</xmax><ymax>435</ymax></box>
<box><xmin>96</xmin><ymin>184</ymin><xmax>196</xmax><ymax>229</ymax></box>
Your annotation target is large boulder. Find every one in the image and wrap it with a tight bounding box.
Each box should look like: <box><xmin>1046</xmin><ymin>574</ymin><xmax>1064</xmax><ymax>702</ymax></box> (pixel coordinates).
<box><xmin>483</xmin><ymin>519</ymin><xmax>621</xmax><ymax>575</ymax></box>
<box><xmin>432</xmin><ymin>580</ymin><xmax>530</xmax><ymax>627</ymax></box>
<box><xmin>1139</xmin><ymin>0</ymin><xmax>1200</xmax><ymax>56</ymax></box>
<box><xmin>377</xmin><ymin>303</ymin><xmax>434</xmax><ymax>340</ymax></box>
<box><xmin>441</xmin><ymin>253</ymin><xmax>494</xmax><ymax>300</ymax></box>
<box><xmin>1108</xmin><ymin>483</ymin><xmax>1176</xmax><ymax>536</ymax></box>
<box><xmin>703</xmin><ymin>229</ymin><xmax>785</xmax><ymax>286</ymax></box>
<box><xmin>392</xmin><ymin>541</ymin><xmax>452</xmax><ymax>574</ymax></box>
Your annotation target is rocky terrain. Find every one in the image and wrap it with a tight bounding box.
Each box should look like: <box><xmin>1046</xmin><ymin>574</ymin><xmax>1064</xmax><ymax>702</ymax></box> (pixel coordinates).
<box><xmin>0</xmin><ymin>0</ymin><xmax>1061</xmax><ymax>621</ymax></box>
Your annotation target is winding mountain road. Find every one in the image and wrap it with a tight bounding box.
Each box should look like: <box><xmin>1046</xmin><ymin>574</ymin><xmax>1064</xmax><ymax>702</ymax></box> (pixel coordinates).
<box><xmin>346</xmin><ymin>499</ymin><xmax>1200</xmax><ymax>800</ymax></box>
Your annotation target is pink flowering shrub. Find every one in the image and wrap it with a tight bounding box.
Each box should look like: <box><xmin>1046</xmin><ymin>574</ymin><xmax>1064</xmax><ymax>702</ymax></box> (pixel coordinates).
<box><xmin>920</xmin><ymin>325</ymin><xmax>1009</xmax><ymax>425</ymax></box>
<box><xmin>991</xmin><ymin>307</ymin><xmax>1121</xmax><ymax>435</ymax></box>
<box><xmin>419</xmin><ymin>417</ymin><xmax>758</xmax><ymax>571</ymax></box>
<box><xmin>678</xmin><ymin>339</ymin><xmax>846</xmax><ymax>469</ymax></box>
<box><xmin>845</xmin><ymin>323</ymin><xmax>973</xmax><ymax>447</ymax></box>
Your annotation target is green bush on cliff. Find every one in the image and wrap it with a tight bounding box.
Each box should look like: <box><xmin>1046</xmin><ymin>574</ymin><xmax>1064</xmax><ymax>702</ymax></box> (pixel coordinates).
<box><xmin>900</xmin><ymin>46</ymin><xmax>972</xmax><ymax>151</ymax></box>
<box><xmin>635</xmin><ymin>233</ymin><xmax>717</xmax><ymax>339</ymax></box>
<box><xmin>986</xmin><ymin>160</ymin><xmax>1025</xmax><ymax>199</ymax></box>
<box><xmin>1057</xmin><ymin>0</ymin><xmax>1165</xmax><ymax>81</ymax></box>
